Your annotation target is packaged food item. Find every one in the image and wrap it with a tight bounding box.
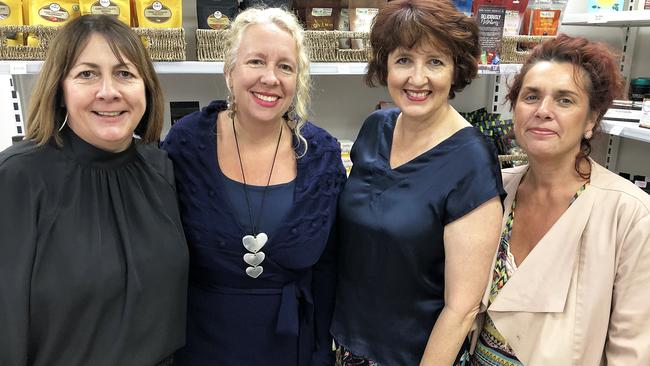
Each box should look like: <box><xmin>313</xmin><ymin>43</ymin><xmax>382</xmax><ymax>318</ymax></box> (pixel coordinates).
<box><xmin>349</xmin><ymin>0</ymin><xmax>385</xmax><ymax>49</ymax></box>
<box><xmin>196</xmin><ymin>0</ymin><xmax>237</xmax><ymax>29</ymax></box>
<box><xmin>522</xmin><ymin>8</ymin><xmax>560</xmax><ymax>35</ymax></box>
<box><xmin>472</xmin><ymin>0</ymin><xmax>528</xmax><ymax>17</ymax></box>
<box><xmin>0</xmin><ymin>0</ymin><xmax>24</xmax><ymax>46</ymax></box>
<box><xmin>79</xmin><ymin>0</ymin><xmax>130</xmax><ymax>25</ymax></box>
<box><xmin>294</xmin><ymin>0</ymin><xmax>341</xmax><ymax>31</ymax></box>
<box><xmin>28</xmin><ymin>0</ymin><xmax>80</xmax><ymax>45</ymax></box>
<box><xmin>337</xmin><ymin>7</ymin><xmax>350</xmax><ymax>49</ymax></box>
<box><xmin>241</xmin><ymin>0</ymin><xmax>292</xmax><ymax>9</ymax></box>
<box><xmin>134</xmin><ymin>0</ymin><xmax>182</xmax><ymax>28</ymax></box>
<box><xmin>453</xmin><ymin>0</ymin><xmax>473</xmax><ymax>15</ymax></box>
<box><xmin>587</xmin><ymin>0</ymin><xmax>624</xmax><ymax>12</ymax></box>
<box><xmin>629</xmin><ymin>78</ymin><xmax>650</xmax><ymax>102</ymax></box>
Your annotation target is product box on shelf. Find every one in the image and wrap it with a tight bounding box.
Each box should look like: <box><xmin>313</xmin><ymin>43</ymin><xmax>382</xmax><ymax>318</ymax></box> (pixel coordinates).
<box><xmin>587</xmin><ymin>0</ymin><xmax>625</xmax><ymax>12</ymax></box>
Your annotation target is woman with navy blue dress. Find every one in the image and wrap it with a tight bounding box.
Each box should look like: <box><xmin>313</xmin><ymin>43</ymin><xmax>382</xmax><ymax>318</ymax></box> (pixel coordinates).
<box><xmin>162</xmin><ymin>7</ymin><xmax>345</xmax><ymax>366</ymax></box>
<box><xmin>331</xmin><ymin>1</ymin><xmax>505</xmax><ymax>365</ymax></box>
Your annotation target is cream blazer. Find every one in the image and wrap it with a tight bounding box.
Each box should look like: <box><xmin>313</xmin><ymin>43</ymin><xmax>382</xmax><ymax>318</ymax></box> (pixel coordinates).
<box><xmin>478</xmin><ymin>161</ymin><xmax>650</xmax><ymax>366</ymax></box>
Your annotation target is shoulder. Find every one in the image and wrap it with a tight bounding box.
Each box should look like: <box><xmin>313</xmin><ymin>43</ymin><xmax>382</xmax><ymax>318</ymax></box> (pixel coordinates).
<box><xmin>0</xmin><ymin>140</ymin><xmax>59</xmax><ymax>190</ymax></box>
<box><xmin>590</xmin><ymin>162</ymin><xmax>650</xmax><ymax>216</ymax></box>
<box><xmin>134</xmin><ymin>140</ymin><xmax>175</xmax><ymax>185</ymax></box>
<box><xmin>501</xmin><ymin>165</ymin><xmax>528</xmax><ymax>186</ymax></box>
<box><xmin>454</xmin><ymin>127</ymin><xmax>498</xmax><ymax>159</ymax></box>
<box><xmin>0</xmin><ymin>139</ymin><xmax>53</xmax><ymax>174</ymax></box>
<box><xmin>359</xmin><ymin>108</ymin><xmax>399</xmax><ymax>136</ymax></box>
<box><xmin>301</xmin><ymin>122</ymin><xmax>341</xmax><ymax>153</ymax></box>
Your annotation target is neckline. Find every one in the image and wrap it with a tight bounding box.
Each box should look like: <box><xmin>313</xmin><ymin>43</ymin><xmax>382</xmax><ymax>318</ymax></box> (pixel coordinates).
<box><xmin>381</xmin><ymin>112</ymin><xmax>474</xmax><ymax>171</ymax></box>
<box><xmin>59</xmin><ymin>127</ymin><xmax>137</xmax><ymax>168</ymax></box>
<box><xmin>218</xmin><ymin>165</ymin><xmax>296</xmax><ymax>189</ymax></box>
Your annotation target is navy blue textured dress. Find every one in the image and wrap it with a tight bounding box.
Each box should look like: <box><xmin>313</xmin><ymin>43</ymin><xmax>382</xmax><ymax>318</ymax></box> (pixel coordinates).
<box><xmin>331</xmin><ymin>108</ymin><xmax>505</xmax><ymax>365</ymax></box>
<box><xmin>161</xmin><ymin>101</ymin><xmax>346</xmax><ymax>366</ymax></box>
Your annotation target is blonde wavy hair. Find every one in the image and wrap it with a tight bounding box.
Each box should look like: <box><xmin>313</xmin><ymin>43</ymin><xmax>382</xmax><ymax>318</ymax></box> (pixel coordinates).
<box><xmin>223</xmin><ymin>7</ymin><xmax>311</xmax><ymax>154</ymax></box>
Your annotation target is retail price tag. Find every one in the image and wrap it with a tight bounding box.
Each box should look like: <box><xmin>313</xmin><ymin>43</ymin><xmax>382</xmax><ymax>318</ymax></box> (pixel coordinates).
<box><xmin>9</xmin><ymin>63</ymin><xmax>27</xmax><ymax>75</ymax></box>
<box><xmin>337</xmin><ymin>64</ymin><xmax>351</xmax><ymax>74</ymax></box>
<box><xmin>609</xmin><ymin>125</ymin><xmax>624</xmax><ymax>136</ymax></box>
<box><xmin>587</xmin><ymin>13</ymin><xmax>607</xmax><ymax>24</ymax></box>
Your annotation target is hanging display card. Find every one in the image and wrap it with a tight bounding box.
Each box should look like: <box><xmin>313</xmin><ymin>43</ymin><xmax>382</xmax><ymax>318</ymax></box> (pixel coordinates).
<box><xmin>477</xmin><ymin>6</ymin><xmax>506</xmax><ymax>65</ymax></box>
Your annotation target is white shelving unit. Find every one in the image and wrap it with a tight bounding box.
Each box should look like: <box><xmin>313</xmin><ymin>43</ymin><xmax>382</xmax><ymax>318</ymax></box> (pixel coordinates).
<box><xmin>563</xmin><ymin>10</ymin><xmax>650</xmax><ymax>26</ymax></box>
<box><xmin>601</xmin><ymin>120</ymin><xmax>650</xmax><ymax>144</ymax></box>
<box><xmin>560</xmin><ymin>7</ymin><xmax>650</xmax><ymax>176</ymax></box>
<box><xmin>0</xmin><ymin>61</ymin><xmax>521</xmax><ymax>76</ymax></box>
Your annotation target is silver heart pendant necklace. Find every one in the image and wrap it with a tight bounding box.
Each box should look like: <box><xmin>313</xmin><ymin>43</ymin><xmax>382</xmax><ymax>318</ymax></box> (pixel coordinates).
<box><xmin>232</xmin><ymin>112</ymin><xmax>283</xmax><ymax>279</ymax></box>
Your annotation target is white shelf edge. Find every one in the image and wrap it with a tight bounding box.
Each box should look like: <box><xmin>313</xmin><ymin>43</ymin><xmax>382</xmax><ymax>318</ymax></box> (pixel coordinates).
<box><xmin>602</xmin><ymin>119</ymin><xmax>650</xmax><ymax>143</ymax></box>
<box><xmin>1</xmin><ymin>60</ymin><xmax>522</xmax><ymax>76</ymax></box>
<box><xmin>562</xmin><ymin>10</ymin><xmax>650</xmax><ymax>27</ymax></box>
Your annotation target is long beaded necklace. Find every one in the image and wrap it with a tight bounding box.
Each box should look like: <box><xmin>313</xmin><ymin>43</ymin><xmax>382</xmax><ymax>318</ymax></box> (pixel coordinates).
<box><xmin>232</xmin><ymin>114</ymin><xmax>283</xmax><ymax>279</ymax></box>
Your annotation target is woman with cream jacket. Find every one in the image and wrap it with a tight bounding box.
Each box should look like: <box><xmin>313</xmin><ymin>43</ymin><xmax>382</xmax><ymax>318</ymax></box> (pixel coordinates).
<box><xmin>470</xmin><ymin>34</ymin><xmax>650</xmax><ymax>366</ymax></box>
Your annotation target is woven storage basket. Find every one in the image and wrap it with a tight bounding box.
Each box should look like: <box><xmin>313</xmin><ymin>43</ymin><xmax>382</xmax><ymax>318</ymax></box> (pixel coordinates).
<box><xmin>498</xmin><ymin>154</ymin><xmax>528</xmax><ymax>168</ymax></box>
<box><xmin>133</xmin><ymin>27</ymin><xmax>186</xmax><ymax>61</ymax></box>
<box><xmin>499</xmin><ymin>35</ymin><xmax>555</xmax><ymax>64</ymax></box>
<box><xmin>0</xmin><ymin>25</ymin><xmax>185</xmax><ymax>61</ymax></box>
<box><xmin>196</xmin><ymin>29</ymin><xmax>371</xmax><ymax>62</ymax></box>
<box><xmin>0</xmin><ymin>25</ymin><xmax>57</xmax><ymax>60</ymax></box>
<box><xmin>304</xmin><ymin>31</ymin><xmax>370</xmax><ymax>62</ymax></box>
<box><xmin>196</xmin><ymin>29</ymin><xmax>227</xmax><ymax>61</ymax></box>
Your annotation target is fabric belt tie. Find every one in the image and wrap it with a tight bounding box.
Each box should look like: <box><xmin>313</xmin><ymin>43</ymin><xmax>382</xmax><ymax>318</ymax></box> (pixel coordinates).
<box><xmin>276</xmin><ymin>279</ymin><xmax>314</xmax><ymax>336</ymax></box>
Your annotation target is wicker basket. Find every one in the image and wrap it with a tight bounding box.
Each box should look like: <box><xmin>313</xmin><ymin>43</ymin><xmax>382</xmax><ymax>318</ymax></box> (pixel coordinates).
<box><xmin>0</xmin><ymin>25</ymin><xmax>186</xmax><ymax>61</ymax></box>
<box><xmin>304</xmin><ymin>31</ymin><xmax>370</xmax><ymax>62</ymax></box>
<box><xmin>196</xmin><ymin>29</ymin><xmax>371</xmax><ymax>62</ymax></box>
<box><xmin>196</xmin><ymin>29</ymin><xmax>228</xmax><ymax>61</ymax></box>
<box><xmin>0</xmin><ymin>25</ymin><xmax>57</xmax><ymax>60</ymax></box>
<box><xmin>498</xmin><ymin>154</ymin><xmax>528</xmax><ymax>168</ymax></box>
<box><xmin>133</xmin><ymin>27</ymin><xmax>186</xmax><ymax>61</ymax></box>
<box><xmin>499</xmin><ymin>35</ymin><xmax>555</xmax><ymax>64</ymax></box>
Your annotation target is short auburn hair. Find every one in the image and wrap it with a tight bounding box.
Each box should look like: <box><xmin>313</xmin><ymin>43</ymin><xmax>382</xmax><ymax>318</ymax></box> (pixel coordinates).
<box><xmin>507</xmin><ymin>33</ymin><xmax>624</xmax><ymax>178</ymax></box>
<box><xmin>365</xmin><ymin>0</ymin><xmax>480</xmax><ymax>99</ymax></box>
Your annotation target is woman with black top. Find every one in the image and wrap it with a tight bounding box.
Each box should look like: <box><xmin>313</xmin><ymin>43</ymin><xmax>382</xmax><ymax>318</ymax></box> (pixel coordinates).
<box><xmin>0</xmin><ymin>15</ymin><xmax>188</xmax><ymax>366</ymax></box>
<box><xmin>331</xmin><ymin>1</ymin><xmax>505</xmax><ymax>365</ymax></box>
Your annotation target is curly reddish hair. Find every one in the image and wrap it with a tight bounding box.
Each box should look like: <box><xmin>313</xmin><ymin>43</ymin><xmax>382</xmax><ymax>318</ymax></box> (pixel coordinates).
<box><xmin>507</xmin><ymin>33</ymin><xmax>624</xmax><ymax>178</ymax></box>
<box><xmin>364</xmin><ymin>0</ymin><xmax>480</xmax><ymax>99</ymax></box>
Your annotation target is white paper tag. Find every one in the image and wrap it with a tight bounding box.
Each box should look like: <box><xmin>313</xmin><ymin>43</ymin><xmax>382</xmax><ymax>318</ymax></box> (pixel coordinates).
<box><xmin>337</xmin><ymin>64</ymin><xmax>351</xmax><ymax>74</ymax></box>
<box><xmin>609</xmin><ymin>125</ymin><xmax>624</xmax><ymax>135</ymax></box>
<box><xmin>587</xmin><ymin>13</ymin><xmax>606</xmax><ymax>24</ymax></box>
<box><xmin>9</xmin><ymin>63</ymin><xmax>27</xmax><ymax>75</ymax></box>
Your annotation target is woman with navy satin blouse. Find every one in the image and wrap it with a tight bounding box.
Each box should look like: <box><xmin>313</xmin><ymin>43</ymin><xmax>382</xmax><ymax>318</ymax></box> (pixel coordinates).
<box><xmin>331</xmin><ymin>1</ymin><xmax>505</xmax><ymax>365</ymax></box>
<box><xmin>162</xmin><ymin>7</ymin><xmax>345</xmax><ymax>366</ymax></box>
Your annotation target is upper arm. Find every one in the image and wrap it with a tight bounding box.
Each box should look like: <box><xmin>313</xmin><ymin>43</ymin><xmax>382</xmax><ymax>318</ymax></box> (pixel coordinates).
<box><xmin>0</xmin><ymin>162</ymin><xmax>39</xmax><ymax>365</ymax></box>
<box><xmin>606</xmin><ymin>214</ymin><xmax>650</xmax><ymax>364</ymax></box>
<box><xmin>443</xmin><ymin>197</ymin><xmax>502</xmax><ymax>315</ymax></box>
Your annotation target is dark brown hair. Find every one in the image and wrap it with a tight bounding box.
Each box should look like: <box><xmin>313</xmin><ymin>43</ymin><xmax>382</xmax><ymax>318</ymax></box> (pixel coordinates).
<box><xmin>507</xmin><ymin>33</ymin><xmax>624</xmax><ymax>178</ymax></box>
<box><xmin>364</xmin><ymin>0</ymin><xmax>480</xmax><ymax>99</ymax></box>
<box><xmin>26</xmin><ymin>15</ymin><xmax>164</xmax><ymax>146</ymax></box>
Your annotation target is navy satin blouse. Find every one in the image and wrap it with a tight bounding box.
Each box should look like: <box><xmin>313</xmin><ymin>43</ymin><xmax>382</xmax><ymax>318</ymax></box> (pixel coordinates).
<box><xmin>331</xmin><ymin>108</ymin><xmax>505</xmax><ymax>365</ymax></box>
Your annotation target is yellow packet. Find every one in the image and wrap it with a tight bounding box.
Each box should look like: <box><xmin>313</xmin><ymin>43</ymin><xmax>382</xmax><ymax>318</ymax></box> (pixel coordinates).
<box><xmin>79</xmin><ymin>0</ymin><xmax>130</xmax><ymax>25</ymax></box>
<box><xmin>134</xmin><ymin>0</ymin><xmax>181</xmax><ymax>28</ymax></box>
<box><xmin>0</xmin><ymin>0</ymin><xmax>24</xmax><ymax>45</ymax></box>
<box><xmin>28</xmin><ymin>0</ymin><xmax>80</xmax><ymax>45</ymax></box>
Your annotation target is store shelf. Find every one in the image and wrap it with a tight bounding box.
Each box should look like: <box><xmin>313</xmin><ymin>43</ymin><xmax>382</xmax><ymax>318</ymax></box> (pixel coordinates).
<box><xmin>1</xmin><ymin>60</ymin><xmax>522</xmax><ymax>76</ymax></box>
<box><xmin>562</xmin><ymin>10</ymin><xmax>650</xmax><ymax>27</ymax></box>
<box><xmin>601</xmin><ymin>119</ymin><xmax>650</xmax><ymax>143</ymax></box>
